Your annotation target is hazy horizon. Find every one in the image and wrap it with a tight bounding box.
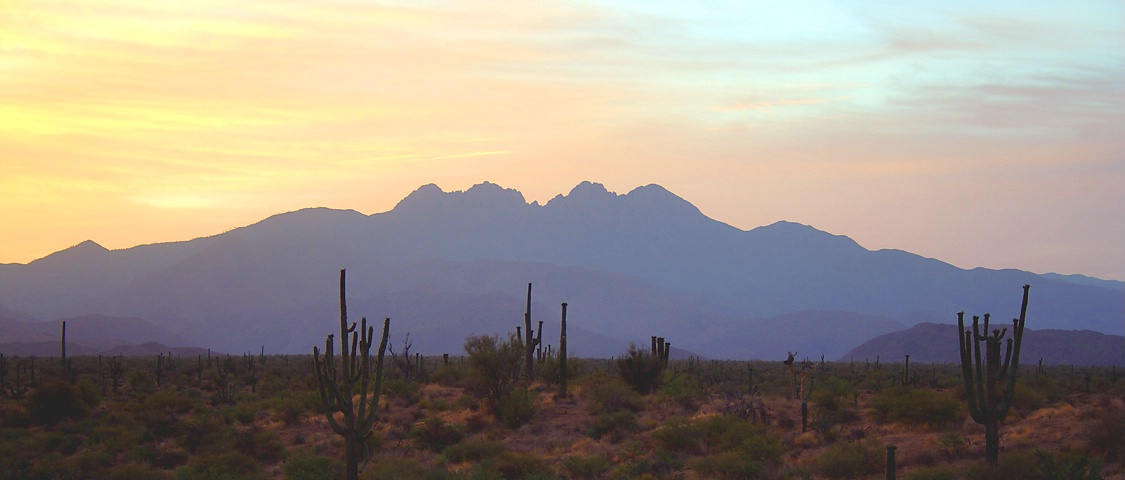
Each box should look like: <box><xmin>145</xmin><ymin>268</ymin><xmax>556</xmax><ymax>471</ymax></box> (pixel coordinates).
<box><xmin>2</xmin><ymin>1</ymin><xmax>1122</xmax><ymax>281</ymax></box>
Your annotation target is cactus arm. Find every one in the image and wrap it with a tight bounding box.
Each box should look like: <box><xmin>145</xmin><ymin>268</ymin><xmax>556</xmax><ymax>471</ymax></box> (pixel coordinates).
<box><xmin>971</xmin><ymin>316</ymin><xmax>986</xmax><ymax>416</ymax></box>
<box><xmin>358</xmin><ymin>318</ymin><xmax>390</xmax><ymax>433</ymax></box>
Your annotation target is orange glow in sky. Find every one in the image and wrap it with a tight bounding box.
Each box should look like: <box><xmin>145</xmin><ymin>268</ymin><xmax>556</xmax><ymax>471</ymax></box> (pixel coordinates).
<box><xmin>2</xmin><ymin>0</ymin><xmax>1123</xmax><ymax>280</ymax></box>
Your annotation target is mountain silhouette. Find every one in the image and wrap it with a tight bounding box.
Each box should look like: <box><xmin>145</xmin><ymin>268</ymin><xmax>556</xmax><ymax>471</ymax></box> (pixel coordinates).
<box><xmin>0</xmin><ymin>181</ymin><xmax>1120</xmax><ymax>359</ymax></box>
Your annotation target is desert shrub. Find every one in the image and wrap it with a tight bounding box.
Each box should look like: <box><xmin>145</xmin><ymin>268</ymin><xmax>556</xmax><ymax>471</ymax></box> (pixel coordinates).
<box><xmin>615</xmin><ymin>344</ymin><xmax>666</xmax><ymax>394</ymax></box>
<box><xmin>220</xmin><ymin>402</ymin><xmax>258</xmax><ymax>425</ymax></box>
<box><xmin>464</xmin><ymin>334</ymin><xmax>524</xmax><ymax>419</ymax></box>
<box><xmin>1023</xmin><ymin>374</ymin><xmax>1067</xmax><ymax>403</ymax></box>
<box><xmin>814</xmin><ymin>438</ymin><xmax>884</xmax><ymax>479</ymax></box>
<box><xmin>444</xmin><ymin>439</ymin><xmax>506</xmax><ymax>463</ymax></box>
<box><xmin>689</xmin><ymin>450</ymin><xmax>767</xmax><ymax>479</ymax></box>
<box><xmin>268</xmin><ymin>390</ymin><xmax>319</xmax><ymax>425</ymax></box>
<box><xmin>498</xmin><ymin>387</ymin><xmax>536</xmax><ymax>429</ymax></box>
<box><xmin>960</xmin><ymin>449</ymin><xmax>1040</xmax><ymax>480</ymax></box>
<box><xmin>428</xmin><ymin>363</ymin><xmax>464</xmax><ymax>386</ymax></box>
<box><xmin>481</xmin><ymin>451</ymin><xmax>554</xmax><ymax>480</ymax></box>
<box><xmin>936</xmin><ymin>431</ymin><xmax>969</xmax><ymax>460</ymax></box>
<box><xmin>175</xmin><ymin>451</ymin><xmax>265</xmax><ymax>480</ymax></box>
<box><xmin>360</xmin><ymin>456</ymin><xmax>435</xmax><ymax>480</ymax></box>
<box><xmin>235</xmin><ymin>428</ymin><xmax>285</xmax><ymax>463</ymax></box>
<box><xmin>26</xmin><ymin>381</ymin><xmax>91</xmax><ymax>425</ymax></box>
<box><xmin>904</xmin><ymin>466</ymin><xmax>957</xmax><ymax>480</ymax></box>
<box><xmin>653</xmin><ymin>414</ymin><xmax>782</xmax><ymax>466</ymax></box>
<box><xmin>410</xmin><ymin>417</ymin><xmax>464</xmax><ymax>452</ymax></box>
<box><xmin>588</xmin><ymin>410</ymin><xmax>641</xmax><ymax>442</ymax></box>
<box><xmin>108</xmin><ymin>463</ymin><xmax>173</xmax><ymax>480</ymax></box>
<box><xmin>562</xmin><ymin>454</ymin><xmax>613</xmax><ymax>479</ymax></box>
<box><xmin>284</xmin><ymin>449</ymin><xmax>342</xmax><ymax>480</ymax></box>
<box><xmin>1010</xmin><ymin>382</ymin><xmax>1047</xmax><ymax>414</ymax></box>
<box><xmin>654</xmin><ymin>416</ymin><xmax>704</xmax><ymax>454</ymax></box>
<box><xmin>609</xmin><ymin>458</ymin><xmax>677</xmax><ymax>480</ymax></box>
<box><xmin>1083</xmin><ymin>395</ymin><xmax>1125</xmax><ymax>462</ymax></box>
<box><xmin>812</xmin><ymin>376</ymin><xmax>858</xmax><ymax>421</ymax></box>
<box><xmin>30</xmin><ymin>451</ymin><xmax>112</xmax><ymax>480</ymax></box>
<box><xmin>538</xmin><ymin>355</ymin><xmax>561</xmax><ymax>385</ymax></box>
<box><xmin>658</xmin><ymin>373</ymin><xmax>705</xmax><ymax>411</ymax></box>
<box><xmin>1031</xmin><ymin>450</ymin><xmax>1104</xmax><ymax>480</ymax></box>
<box><xmin>382</xmin><ymin>378</ymin><xmax>421</xmax><ymax>401</ymax></box>
<box><xmin>155</xmin><ymin>447</ymin><xmax>190</xmax><ymax>470</ymax></box>
<box><xmin>868</xmin><ymin>386</ymin><xmax>961</xmax><ymax>427</ymax></box>
<box><xmin>129</xmin><ymin>369</ymin><xmax>156</xmax><ymax>396</ymax></box>
<box><xmin>146</xmin><ymin>387</ymin><xmax>196</xmax><ymax>414</ymax></box>
<box><xmin>584</xmin><ymin>374</ymin><xmax>642</xmax><ymax>414</ymax></box>
<box><xmin>179</xmin><ymin>412</ymin><xmax>226</xmax><ymax>453</ymax></box>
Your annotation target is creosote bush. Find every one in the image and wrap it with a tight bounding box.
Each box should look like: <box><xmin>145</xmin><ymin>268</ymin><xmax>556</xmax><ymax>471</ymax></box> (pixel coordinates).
<box><xmin>868</xmin><ymin>385</ymin><xmax>962</xmax><ymax>427</ymax></box>
<box><xmin>814</xmin><ymin>438</ymin><xmax>884</xmax><ymax>479</ymax></box>
<box><xmin>583</xmin><ymin>373</ymin><xmax>643</xmax><ymax>414</ymax></box>
<box><xmin>615</xmin><ymin>344</ymin><xmax>665</xmax><ymax>394</ymax></box>
<box><xmin>464</xmin><ymin>334</ymin><xmax>527</xmax><ymax>424</ymax></box>
<box><xmin>26</xmin><ymin>381</ymin><xmax>93</xmax><ymax>425</ymax></box>
<box><xmin>562</xmin><ymin>454</ymin><xmax>613</xmax><ymax>479</ymax></box>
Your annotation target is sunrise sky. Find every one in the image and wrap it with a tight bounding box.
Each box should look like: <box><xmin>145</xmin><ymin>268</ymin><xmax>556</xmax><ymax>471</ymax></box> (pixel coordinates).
<box><xmin>1</xmin><ymin>0</ymin><xmax>1123</xmax><ymax>280</ymax></box>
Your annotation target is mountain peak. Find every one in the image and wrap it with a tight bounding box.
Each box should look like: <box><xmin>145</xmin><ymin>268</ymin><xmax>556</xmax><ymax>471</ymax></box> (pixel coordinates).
<box><xmin>30</xmin><ymin>240</ymin><xmax>109</xmax><ymax>266</ymax></box>
<box><xmin>392</xmin><ymin>181</ymin><xmax>528</xmax><ymax>215</ymax></box>
<box><xmin>624</xmin><ymin>184</ymin><xmax>701</xmax><ymax>216</ymax></box>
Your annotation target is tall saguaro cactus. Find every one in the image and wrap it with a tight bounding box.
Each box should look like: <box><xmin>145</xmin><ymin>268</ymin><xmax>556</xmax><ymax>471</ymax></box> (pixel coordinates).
<box><xmin>522</xmin><ymin>283</ymin><xmax>540</xmax><ymax>381</ymax></box>
<box><xmin>559</xmin><ymin>302</ymin><xmax>568</xmax><ymax>398</ymax></box>
<box><xmin>957</xmin><ymin>284</ymin><xmax>1030</xmax><ymax>465</ymax></box>
<box><xmin>313</xmin><ymin>270</ymin><xmax>392</xmax><ymax>480</ymax></box>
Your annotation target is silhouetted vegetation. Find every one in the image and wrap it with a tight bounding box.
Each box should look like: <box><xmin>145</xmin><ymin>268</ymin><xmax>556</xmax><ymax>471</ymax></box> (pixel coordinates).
<box><xmin>2</xmin><ymin>282</ymin><xmax>1123</xmax><ymax>479</ymax></box>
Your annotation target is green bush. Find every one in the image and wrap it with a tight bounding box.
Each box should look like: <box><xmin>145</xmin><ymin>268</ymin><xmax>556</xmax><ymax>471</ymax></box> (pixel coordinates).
<box><xmin>904</xmin><ymin>466</ymin><xmax>957</xmax><ymax>480</ymax></box>
<box><xmin>174</xmin><ymin>451</ymin><xmax>265</xmax><ymax>480</ymax></box>
<box><xmin>868</xmin><ymin>386</ymin><xmax>961</xmax><ymax>427</ymax></box>
<box><xmin>583</xmin><ymin>374</ymin><xmax>642</xmax><ymax>414</ymax></box>
<box><xmin>26</xmin><ymin>381</ymin><xmax>90</xmax><ymax>425</ymax></box>
<box><xmin>960</xmin><ymin>449</ymin><xmax>1039</xmax><ymax>480</ymax></box>
<box><xmin>588</xmin><ymin>410</ymin><xmax>641</xmax><ymax>442</ymax></box>
<box><xmin>653</xmin><ymin>414</ymin><xmax>783</xmax><ymax>466</ymax></box>
<box><xmin>284</xmin><ymin>449</ymin><xmax>342</xmax><ymax>480</ymax></box>
<box><xmin>562</xmin><ymin>454</ymin><xmax>613</xmax><ymax>479</ymax></box>
<box><xmin>464</xmin><ymin>334</ymin><xmax>524</xmax><ymax>419</ymax></box>
<box><xmin>689</xmin><ymin>450</ymin><xmax>767</xmax><ymax>479</ymax></box>
<box><xmin>1084</xmin><ymin>395</ymin><xmax>1124</xmax><ymax>462</ymax></box>
<box><xmin>814</xmin><ymin>439</ymin><xmax>884</xmax><ymax>479</ymax></box>
<box><xmin>498</xmin><ymin>387</ymin><xmax>536</xmax><ymax>429</ymax></box>
<box><xmin>937</xmin><ymin>431</ymin><xmax>968</xmax><ymax>460</ymax></box>
<box><xmin>108</xmin><ymin>464</ymin><xmax>173</xmax><ymax>480</ymax></box>
<box><xmin>444</xmin><ymin>439</ymin><xmax>506</xmax><ymax>463</ymax></box>
<box><xmin>485</xmin><ymin>451</ymin><xmax>554</xmax><ymax>480</ymax></box>
<box><xmin>382</xmin><ymin>378</ymin><xmax>421</xmax><ymax>401</ymax></box>
<box><xmin>410</xmin><ymin>417</ymin><xmax>464</xmax><ymax>452</ymax></box>
<box><xmin>1031</xmin><ymin>450</ymin><xmax>1104</xmax><ymax>480</ymax></box>
<box><xmin>361</xmin><ymin>456</ymin><xmax>432</xmax><ymax>480</ymax></box>
<box><xmin>615</xmin><ymin>344</ymin><xmax>665</xmax><ymax>394</ymax></box>
<box><xmin>658</xmin><ymin>374</ymin><xmax>705</xmax><ymax>411</ymax></box>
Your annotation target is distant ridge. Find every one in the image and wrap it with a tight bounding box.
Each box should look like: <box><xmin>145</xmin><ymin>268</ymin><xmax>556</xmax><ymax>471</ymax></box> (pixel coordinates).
<box><xmin>0</xmin><ymin>181</ymin><xmax>1121</xmax><ymax>357</ymax></box>
<box><xmin>841</xmin><ymin>322</ymin><xmax>1125</xmax><ymax>366</ymax></box>
<box><xmin>0</xmin><ymin>313</ymin><xmax>202</xmax><ymax>357</ymax></box>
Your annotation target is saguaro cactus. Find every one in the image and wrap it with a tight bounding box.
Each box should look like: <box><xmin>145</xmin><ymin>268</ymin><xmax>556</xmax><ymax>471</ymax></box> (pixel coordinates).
<box><xmin>522</xmin><ymin>283</ymin><xmax>540</xmax><ymax>381</ymax></box>
<box><xmin>559</xmin><ymin>302</ymin><xmax>568</xmax><ymax>398</ymax></box>
<box><xmin>313</xmin><ymin>269</ymin><xmax>391</xmax><ymax>480</ymax></box>
<box><xmin>957</xmin><ymin>284</ymin><xmax>1030</xmax><ymax>465</ymax></box>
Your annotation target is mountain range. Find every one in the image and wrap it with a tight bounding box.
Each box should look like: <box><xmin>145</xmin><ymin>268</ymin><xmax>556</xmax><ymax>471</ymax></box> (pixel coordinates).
<box><xmin>1</xmin><ymin>181</ymin><xmax>1121</xmax><ymax>361</ymax></box>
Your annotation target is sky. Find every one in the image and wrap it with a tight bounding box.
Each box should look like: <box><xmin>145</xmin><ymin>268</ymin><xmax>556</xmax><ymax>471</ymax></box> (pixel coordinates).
<box><xmin>1</xmin><ymin>0</ymin><xmax>1123</xmax><ymax>281</ymax></box>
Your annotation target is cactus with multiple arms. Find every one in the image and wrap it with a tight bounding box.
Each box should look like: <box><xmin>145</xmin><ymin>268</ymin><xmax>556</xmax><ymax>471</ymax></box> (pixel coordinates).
<box><xmin>957</xmin><ymin>284</ymin><xmax>1030</xmax><ymax>465</ymax></box>
<box><xmin>313</xmin><ymin>269</ymin><xmax>391</xmax><ymax>480</ymax></box>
